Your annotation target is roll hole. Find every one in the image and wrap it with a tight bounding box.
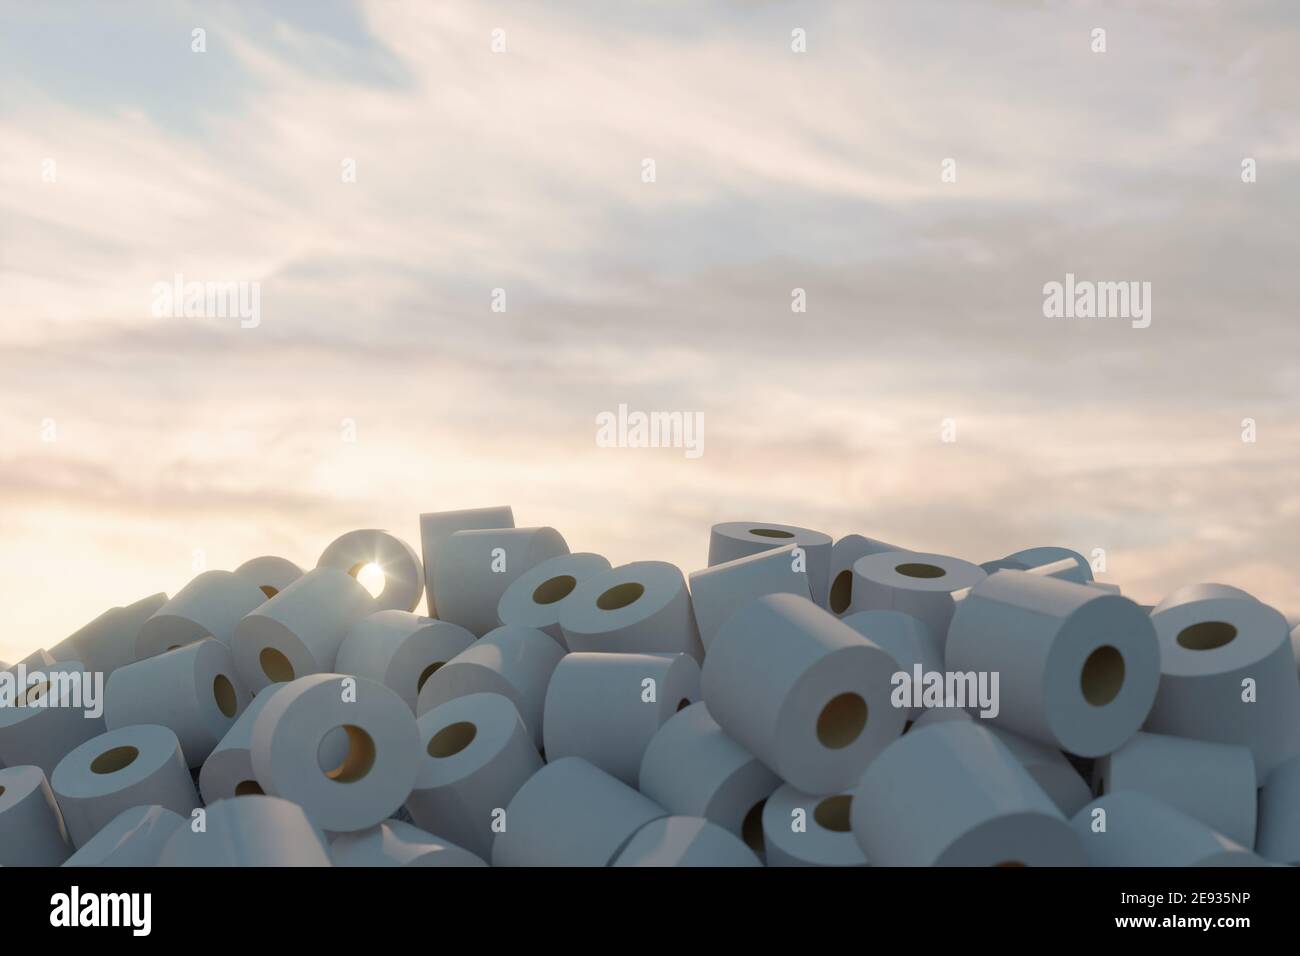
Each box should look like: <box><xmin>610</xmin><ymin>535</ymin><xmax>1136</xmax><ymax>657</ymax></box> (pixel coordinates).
<box><xmin>1080</xmin><ymin>645</ymin><xmax>1124</xmax><ymax>706</ymax></box>
<box><xmin>829</xmin><ymin>569</ymin><xmax>853</xmax><ymax>614</ymax></box>
<box><xmin>749</xmin><ymin>528</ymin><xmax>795</xmax><ymax>538</ymax></box>
<box><xmin>742</xmin><ymin>799</ymin><xmax>767</xmax><ymax>855</ymax></box>
<box><xmin>319</xmin><ymin>725</ymin><xmax>375</xmax><ymax>783</ymax></box>
<box><xmin>91</xmin><ymin>746</ymin><xmax>139</xmax><ymax>775</ymax></box>
<box><xmin>427</xmin><ymin>721</ymin><xmax>477</xmax><ymax>758</ymax></box>
<box><xmin>235</xmin><ymin>780</ymin><xmax>264</xmax><ymax>796</ymax></box>
<box><xmin>596</xmin><ymin>582</ymin><xmax>644</xmax><ymax>611</ymax></box>
<box><xmin>21</xmin><ymin>681</ymin><xmax>48</xmax><ymax>705</ymax></box>
<box><xmin>349</xmin><ymin>562</ymin><xmax>386</xmax><ymax>599</ymax></box>
<box><xmin>676</xmin><ymin>698</ymin><xmax>691</xmax><ymax>712</ymax></box>
<box><xmin>994</xmin><ymin>861</ymin><xmax>1026</xmax><ymax>867</ymax></box>
<box><xmin>259</xmin><ymin>585</ymin><xmax>278</xmax><ymax>599</ymax></box>
<box><xmin>532</xmin><ymin>574</ymin><xmax>577</xmax><ymax>605</ymax></box>
<box><xmin>417</xmin><ymin>661</ymin><xmax>444</xmax><ymax>692</ymax></box>
<box><xmin>895</xmin><ymin>562</ymin><xmax>946</xmax><ymax>579</ymax></box>
<box><xmin>0</xmin><ymin>786</ymin><xmax>5</xmax><ymax>798</ymax></box>
<box><xmin>816</xmin><ymin>692</ymin><xmax>867</xmax><ymax>749</ymax></box>
<box><xmin>213</xmin><ymin>674</ymin><xmax>237</xmax><ymax>717</ymax></box>
<box><xmin>259</xmin><ymin>647</ymin><xmax>295</xmax><ymax>683</ymax></box>
<box><xmin>1176</xmin><ymin>621</ymin><xmax>1238</xmax><ymax>651</ymax></box>
<box><xmin>813</xmin><ymin>795</ymin><xmax>853</xmax><ymax>832</ymax></box>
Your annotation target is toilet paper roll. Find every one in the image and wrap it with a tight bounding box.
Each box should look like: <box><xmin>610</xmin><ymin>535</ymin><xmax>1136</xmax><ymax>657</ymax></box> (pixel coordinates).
<box><xmin>0</xmin><ymin>661</ymin><xmax>107</xmax><ymax>776</ymax></box>
<box><xmin>415</xmin><ymin>625</ymin><xmax>564</xmax><ymax>751</ymax></box>
<box><xmin>908</xmin><ymin>709</ymin><xmax>1092</xmax><ymax>816</ymax></box>
<box><xmin>850</xmin><ymin>551</ymin><xmax>986</xmax><ymax>650</ymax></box>
<box><xmin>851</xmin><ymin>720</ymin><xmax>1085</xmax><ymax>866</ymax></box>
<box><xmin>637</xmin><ymin>702</ymin><xmax>780</xmax><ymax>853</ymax></box>
<box><xmin>198</xmin><ymin>683</ymin><xmax>288</xmax><ymax>803</ymax></box>
<box><xmin>330</xmin><ymin>819</ymin><xmax>487</xmax><ymax>867</ymax></box>
<box><xmin>159</xmin><ymin>795</ymin><xmax>332</xmax><ymax>866</ymax></box>
<box><xmin>1291</xmin><ymin>623</ymin><xmax>1300</xmax><ymax>681</ymax></box>
<box><xmin>613</xmin><ymin>816</ymin><xmax>761</xmax><ymax>867</ymax></box>
<box><xmin>497</xmin><ymin>552</ymin><xmax>613</xmax><ymax>644</ymax></box>
<box><xmin>419</xmin><ymin>506</ymin><xmax>515</xmax><ymax>618</ymax></box>
<box><xmin>318</xmin><ymin>529</ymin><xmax>424</xmax><ymax>613</ymax></box>
<box><xmin>1070</xmin><ymin>791</ymin><xmax>1264</xmax><ymax>866</ymax></box>
<box><xmin>137</xmin><ymin>570</ymin><xmax>267</xmax><ymax>659</ymax></box>
<box><xmin>689</xmin><ymin>546</ymin><xmax>811</xmax><ymax>651</ymax></box>
<box><xmin>492</xmin><ymin>756</ymin><xmax>667</xmax><ymax>866</ymax></box>
<box><xmin>543</xmin><ymin>653</ymin><xmax>701</xmax><ymax>786</ymax></box>
<box><xmin>708</xmin><ymin>521</ymin><xmax>833</xmax><ymax>608</ymax></box>
<box><xmin>64</xmin><ymin>593</ymin><xmax>167</xmax><ymax>677</ymax></box>
<box><xmin>1000</xmin><ymin>547</ymin><xmax>1093</xmax><ymax>583</ymax></box>
<box><xmin>51</xmin><ymin>724</ymin><xmax>200</xmax><ymax>847</ymax></box>
<box><xmin>47</xmin><ymin>635</ymin><xmax>81</xmax><ymax>664</ymax></box>
<box><xmin>840</xmin><ymin>610</ymin><xmax>943</xmax><ymax>719</ymax></box>
<box><xmin>702</xmin><ymin>594</ymin><xmax>907</xmax><ymax>794</ymax></box>
<box><xmin>559</xmin><ymin>561</ymin><xmax>704</xmax><ymax>660</ymax></box>
<box><xmin>828</xmin><ymin>534</ymin><xmax>908</xmax><ymax>615</ymax></box>
<box><xmin>1094</xmin><ymin>731</ymin><xmax>1256</xmax><ymax>848</ymax></box>
<box><xmin>407</xmin><ymin>692</ymin><xmax>543</xmax><ymax>859</ymax></box>
<box><xmin>335</xmin><ymin>611</ymin><xmax>475</xmax><ymax>712</ymax></box>
<box><xmin>234</xmin><ymin>555</ymin><xmax>304</xmax><ymax>598</ymax></box>
<box><xmin>945</xmin><ymin>570</ymin><xmax>1160</xmax><ymax>757</ymax></box>
<box><xmin>763</xmin><ymin>785</ymin><xmax>868</xmax><ymax>867</ymax></box>
<box><xmin>232</xmin><ymin>568</ymin><xmax>376</xmax><ymax>693</ymax></box>
<box><xmin>1146</xmin><ymin>584</ymin><xmax>1300</xmax><ymax>783</ymax></box>
<box><xmin>250</xmin><ymin>673</ymin><xmax>419</xmax><ymax>832</ymax></box>
<box><xmin>105</xmin><ymin>637</ymin><xmax>248</xmax><ymax>768</ymax></box>
<box><xmin>1257</xmin><ymin>754</ymin><xmax>1300</xmax><ymax>864</ymax></box>
<box><xmin>0</xmin><ymin>765</ymin><xmax>71</xmax><ymax>865</ymax></box>
<box><xmin>63</xmin><ymin>805</ymin><xmax>184</xmax><ymax>867</ymax></box>
<box><xmin>434</xmin><ymin>527</ymin><xmax>569</xmax><ymax>636</ymax></box>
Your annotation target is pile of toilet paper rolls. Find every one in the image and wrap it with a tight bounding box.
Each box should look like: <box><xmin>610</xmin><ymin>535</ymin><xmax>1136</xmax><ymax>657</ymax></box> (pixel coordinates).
<box><xmin>2</xmin><ymin>510</ymin><xmax>1298</xmax><ymax>867</ymax></box>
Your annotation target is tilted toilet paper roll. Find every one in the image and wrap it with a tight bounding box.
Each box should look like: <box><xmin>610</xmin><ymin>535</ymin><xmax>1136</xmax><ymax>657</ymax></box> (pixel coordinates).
<box><xmin>543</xmin><ymin>652</ymin><xmax>700</xmax><ymax>786</ymax></box>
<box><xmin>850</xmin><ymin>551</ymin><xmax>986</xmax><ymax>650</ymax></box>
<box><xmin>63</xmin><ymin>805</ymin><xmax>184</xmax><ymax>867</ymax></box>
<box><xmin>613</xmin><ymin>816</ymin><xmax>761</xmax><ymax>867</ymax></box>
<box><xmin>492</xmin><ymin>757</ymin><xmax>667</xmax><ymax>866</ymax></box>
<box><xmin>763</xmin><ymin>785</ymin><xmax>868</xmax><ymax>867</ymax></box>
<box><xmin>560</xmin><ymin>561</ymin><xmax>704</xmax><ymax>660</ymax></box>
<box><xmin>851</xmin><ymin>720</ymin><xmax>1085</xmax><ymax>866</ymax></box>
<box><xmin>1145</xmin><ymin>584</ymin><xmax>1300</xmax><ymax>783</ymax></box>
<box><xmin>702</xmin><ymin>594</ymin><xmax>906</xmax><ymax>794</ymax></box>
<box><xmin>416</xmin><ymin>625</ymin><xmax>564</xmax><ymax>751</ymax></box>
<box><xmin>137</xmin><ymin>570</ymin><xmax>267</xmax><ymax>659</ymax></box>
<box><xmin>1070</xmin><ymin>791</ymin><xmax>1265</xmax><ymax>866</ymax></box>
<box><xmin>330</xmin><ymin>819</ymin><xmax>487</xmax><ymax>867</ymax></box>
<box><xmin>0</xmin><ymin>661</ymin><xmax>106</xmax><ymax>776</ymax></box>
<box><xmin>828</xmin><ymin>534</ymin><xmax>909</xmax><ymax>615</ymax></box>
<box><xmin>105</xmin><ymin>637</ymin><xmax>249</xmax><ymax>768</ymax></box>
<box><xmin>999</xmin><ymin>547</ymin><xmax>1093</xmax><ymax>583</ymax></box>
<box><xmin>0</xmin><ymin>765</ymin><xmax>71</xmax><ymax>866</ymax></box>
<box><xmin>51</xmin><ymin>724</ymin><xmax>200</xmax><ymax>847</ymax></box>
<box><xmin>317</xmin><ymin>528</ymin><xmax>424</xmax><ymax>613</ymax></box>
<box><xmin>232</xmin><ymin>568</ymin><xmax>375</xmax><ymax>693</ymax></box>
<box><xmin>1256</xmin><ymin>754</ymin><xmax>1300</xmax><ymax>865</ymax></box>
<box><xmin>159</xmin><ymin>795</ymin><xmax>332</xmax><ymax>866</ymax></box>
<box><xmin>335</xmin><ymin>611</ymin><xmax>475</xmax><ymax>713</ymax></box>
<box><xmin>708</xmin><ymin>521</ymin><xmax>833</xmax><ymax>608</ymax></box>
<box><xmin>945</xmin><ymin>571</ymin><xmax>1160</xmax><ymax>757</ymax></box>
<box><xmin>199</xmin><ymin>683</ymin><xmax>289</xmax><ymax>803</ymax></box>
<box><xmin>689</xmin><ymin>546</ymin><xmax>811</xmax><ymax>651</ymax></box>
<box><xmin>63</xmin><ymin>593</ymin><xmax>167</xmax><ymax>677</ymax></box>
<box><xmin>407</xmin><ymin>692</ymin><xmax>543</xmax><ymax>859</ymax></box>
<box><xmin>497</xmin><ymin>552</ymin><xmax>613</xmax><ymax>645</ymax></box>
<box><xmin>419</xmin><ymin>506</ymin><xmax>515</xmax><ymax>618</ymax></box>
<box><xmin>234</xmin><ymin>555</ymin><xmax>304</xmax><ymax>598</ymax></box>
<box><xmin>433</xmin><ymin>527</ymin><xmax>569</xmax><ymax>636</ymax></box>
<box><xmin>250</xmin><ymin>673</ymin><xmax>420</xmax><ymax>833</ymax></box>
<box><xmin>840</xmin><ymin>610</ymin><xmax>943</xmax><ymax>720</ymax></box>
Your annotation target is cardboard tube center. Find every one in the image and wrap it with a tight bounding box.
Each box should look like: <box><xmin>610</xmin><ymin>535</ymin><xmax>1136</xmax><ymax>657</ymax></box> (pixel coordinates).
<box><xmin>320</xmin><ymin>725</ymin><xmax>375</xmax><ymax>782</ymax></box>
<box><xmin>259</xmin><ymin>585</ymin><xmax>278</xmax><ymax>599</ymax></box>
<box><xmin>91</xmin><ymin>745</ymin><xmax>139</xmax><ymax>775</ymax></box>
<box><xmin>417</xmin><ymin>661</ymin><xmax>444</xmax><ymax>692</ymax></box>
<box><xmin>749</xmin><ymin>528</ymin><xmax>795</xmax><ymax>538</ymax></box>
<box><xmin>427</xmin><ymin>720</ymin><xmax>477</xmax><ymax>758</ymax></box>
<box><xmin>895</xmin><ymin>562</ymin><xmax>946</xmax><ymax>579</ymax></box>
<box><xmin>1176</xmin><ymin>620</ymin><xmax>1238</xmax><ymax>651</ymax></box>
<box><xmin>817</xmin><ymin>692</ymin><xmax>867</xmax><ymax>749</ymax></box>
<box><xmin>597</xmin><ymin>582</ymin><xmax>644</xmax><ymax>611</ymax></box>
<box><xmin>259</xmin><ymin>647</ymin><xmax>295</xmax><ymax>683</ymax></box>
<box><xmin>829</xmin><ymin>570</ymin><xmax>853</xmax><ymax>614</ymax></box>
<box><xmin>1081</xmin><ymin>645</ymin><xmax>1125</xmax><ymax>706</ymax></box>
<box><xmin>533</xmin><ymin>574</ymin><xmax>577</xmax><ymax>605</ymax></box>
<box><xmin>814</xmin><ymin>795</ymin><xmax>853</xmax><ymax>832</ymax></box>
<box><xmin>213</xmin><ymin>674</ymin><xmax>237</xmax><ymax>717</ymax></box>
<box><xmin>742</xmin><ymin>798</ymin><xmax>767</xmax><ymax>855</ymax></box>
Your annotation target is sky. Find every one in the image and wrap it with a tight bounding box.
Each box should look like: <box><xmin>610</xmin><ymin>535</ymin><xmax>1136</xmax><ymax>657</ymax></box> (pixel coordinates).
<box><xmin>2</xmin><ymin>0</ymin><xmax>1299</xmax><ymax>663</ymax></box>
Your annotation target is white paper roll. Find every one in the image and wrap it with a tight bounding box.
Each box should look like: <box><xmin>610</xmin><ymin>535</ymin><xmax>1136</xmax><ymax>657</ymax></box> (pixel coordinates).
<box><xmin>234</xmin><ymin>555</ymin><xmax>303</xmax><ymax>598</ymax></box>
<box><xmin>232</xmin><ymin>567</ymin><xmax>376</xmax><ymax>693</ymax></box>
<box><xmin>702</xmin><ymin>594</ymin><xmax>906</xmax><ymax>794</ymax></box>
<box><xmin>159</xmin><ymin>795</ymin><xmax>332</xmax><ymax>866</ymax></box>
<box><xmin>613</xmin><ymin>816</ymin><xmax>761</xmax><ymax>867</ymax></box>
<box><xmin>762</xmin><ymin>785</ymin><xmax>867</xmax><ymax>867</ymax></box>
<box><xmin>945</xmin><ymin>570</ymin><xmax>1160</xmax><ymax>757</ymax></box>
<box><xmin>317</xmin><ymin>528</ymin><xmax>424</xmax><ymax>613</ymax></box>
<box><xmin>543</xmin><ymin>653</ymin><xmax>700</xmax><ymax>786</ymax></box>
<box><xmin>51</xmin><ymin>724</ymin><xmax>200</xmax><ymax>847</ymax></box>
<box><xmin>828</xmin><ymin>534</ymin><xmax>908</xmax><ymax>615</ymax></box>
<box><xmin>849</xmin><ymin>551</ymin><xmax>986</xmax><ymax>650</ymax></box>
<box><xmin>1070</xmin><ymin>791</ymin><xmax>1264</xmax><ymax>866</ymax></box>
<box><xmin>335</xmin><ymin>611</ymin><xmax>475</xmax><ymax>713</ymax></box>
<box><xmin>689</xmin><ymin>546</ymin><xmax>811</xmax><ymax>651</ymax></box>
<box><xmin>105</xmin><ymin>637</ymin><xmax>248</xmax><ymax>768</ymax></box>
<box><xmin>559</xmin><ymin>561</ymin><xmax>704</xmax><ymax>660</ymax></box>
<box><xmin>708</xmin><ymin>521</ymin><xmax>833</xmax><ymax>608</ymax></box>
<box><xmin>407</xmin><ymin>692</ymin><xmax>542</xmax><ymax>859</ymax></box>
<box><xmin>137</xmin><ymin>570</ymin><xmax>267</xmax><ymax>659</ymax></box>
<box><xmin>840</xmin><ymin>610</ymin><xmax>943</xmax><ymax>720</ymax></box>
<box><xmin>0</xmin><ymin>661</ymin><xmax>107</xmax><ymax>776</ymax></box>
<box><xmin>637</xmin><ymin>702</ymin><xmax>780</xmax><ymax>853</ymax></box>
<box><xmin>851</xmin><ymin>720</ymin><xmax>1085</xmax><ymax>866</ymax></box>
<box><xmin>1093</xmin><ymin>731</ymin><xmax>1256</xmax><ymax>848</ymax></box>
<box><xmin>419</xmin><ymin>505</ymin><xmax>515</xmax><ymax>618</ymax></box>
<box><xmin>198</xmin><ymin>682</ymin><xmax>287</xmax><ymax>803</ymax></box>
<box><xmin>331</xmin><ymin>819</ymin><xmax>487</xmax><ymax>867</ymax></box>
<box><xmin>250</xmin><ymin>673</ymin><xmax>420</xmax><ymax>833</ymax></box>
<box><xmin>1257</xmin><ymin>754</ymin><xmax>1300</xmax><ymax>865</ymax></box>
<box><xmin>62</xmin><ymin>593</ymin><xmax>167</xmax><ymax>677</ymax></box>
<box><xmin>1291</xmin><ymin>623</ymin><xmax>1300</xmax><ymax>681</ymax></box>
<box><xmin>63</xmin><ymin>805</ymin><xmax>184</xmax><ymax>867</ymax></box>
<box><xmin>1000</xmin><ymin>547</ymin><xmax>1093</xmax><ymax>583</ymax></box>
<box><xmin>16</xmin><ymin>647</ymin><xmax>54</xmax><ymax>670</ymax></box>
<box><xmin>0</xmin><ymin>765</ymin><xmax>71</xmax><ymax>865</ymax></box>
<box><xmin>1145</xmin><ymin>584</ymin><xmax>1300</xmax><ymax>783</ymax></box>
<box><xmin>496</xmin><ymin>552</ymin><xmax>613</xmax><ymax>645</ymax></box>
<box><xmin>492</xmin><ymin>756</ymin><xmax>667</xmax><ymax>866</ymax></box>
<box><xmin>433</xmin><ymin>527</ymin><xmax>569</xmax><ymax>636</ymax></box>
<box><xmin>415</xmin><ymin>625</ymin><xmax>564</xmax><ymax>751</ymax></box>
